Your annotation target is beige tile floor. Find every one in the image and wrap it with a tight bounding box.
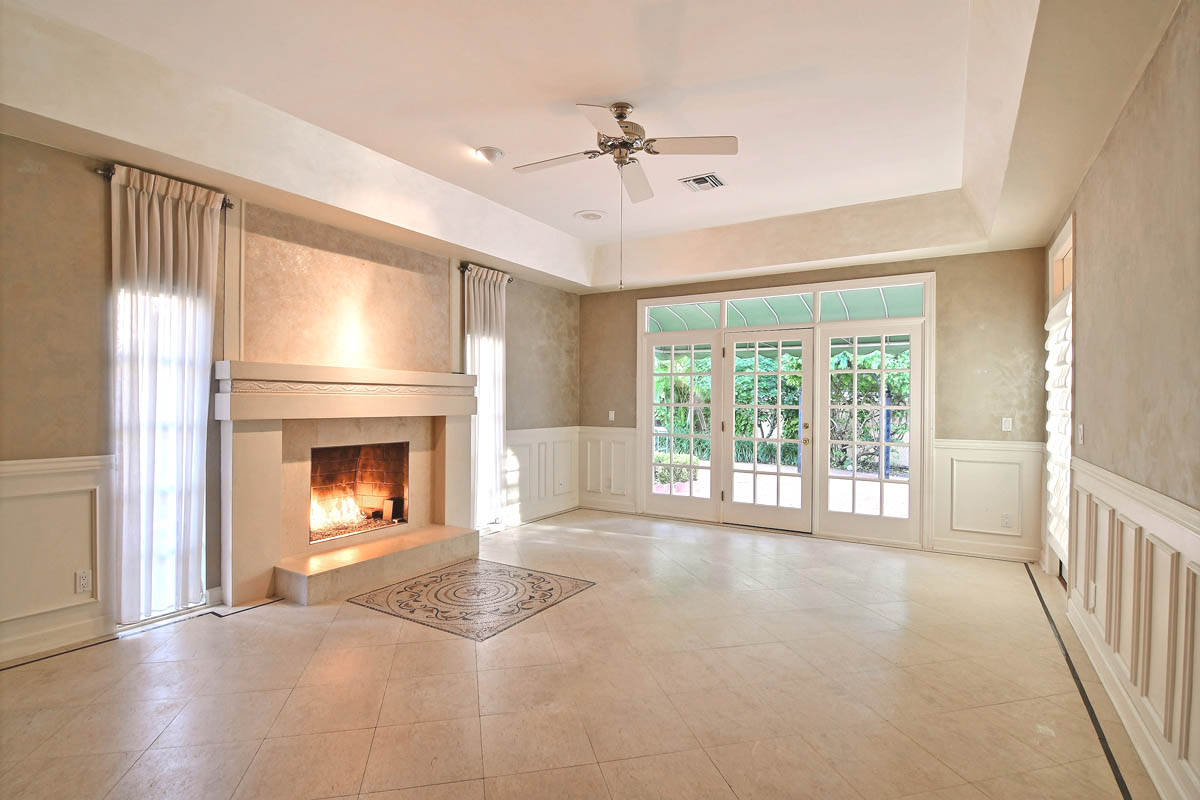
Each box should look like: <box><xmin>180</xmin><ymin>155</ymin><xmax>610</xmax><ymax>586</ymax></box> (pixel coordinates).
<box><xmin>0</xmin><ymin>510</ymin><xmax>1160</xmax><ymax>799</ymax></box>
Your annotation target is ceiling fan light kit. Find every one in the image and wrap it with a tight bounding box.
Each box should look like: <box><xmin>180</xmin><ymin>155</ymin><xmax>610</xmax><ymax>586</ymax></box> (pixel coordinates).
<box><xmin>473</xmin><ymin>146</ymin><xmax>505</xmax><ymax>163</ymax></box>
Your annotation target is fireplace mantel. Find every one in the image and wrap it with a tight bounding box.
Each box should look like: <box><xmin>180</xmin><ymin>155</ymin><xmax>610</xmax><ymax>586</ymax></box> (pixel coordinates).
<box><xmin>214</xmin><ymin>360</ymin><xmax>477</xmax><ymax>421</ymax></box>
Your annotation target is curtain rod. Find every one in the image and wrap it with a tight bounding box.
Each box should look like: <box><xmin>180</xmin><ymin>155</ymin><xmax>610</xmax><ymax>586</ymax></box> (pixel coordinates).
<box><xmin>94</xmin><ymin>164</ymin><xmax>235</xmax><ymax>210</ymax></box>
<box><xmin>459</xmin><ymin>262</ymin><xmax>514</xmax><ymax>284</ymax></box>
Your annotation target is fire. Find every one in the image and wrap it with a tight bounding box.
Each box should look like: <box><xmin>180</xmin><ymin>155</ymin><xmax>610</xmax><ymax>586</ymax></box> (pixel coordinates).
<box><xmin>310</xmin><ymin>495</ymin><xmax>364</xmax><ymax>530</ymax></box>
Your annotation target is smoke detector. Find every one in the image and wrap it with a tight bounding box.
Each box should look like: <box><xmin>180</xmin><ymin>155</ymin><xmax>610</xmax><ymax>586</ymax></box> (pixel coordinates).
<box><xmin>678</xmin><ymin>173</ymin><xmax>725</xmax><ymax>192</ymax></box>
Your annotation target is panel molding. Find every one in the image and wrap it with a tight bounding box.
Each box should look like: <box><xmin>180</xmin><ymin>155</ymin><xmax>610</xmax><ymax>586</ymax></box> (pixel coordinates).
<box><xmin>1068</xmin><ymin>458</ymin><xmax>1200</xmax><ymax>800</ymax></box>
<box><xmin>0</xmin><ymin>455</ymin><xmax>116</xmax><ymax>661</ymax></box>
<box><xmin>932</xmin><ymin>439</ymin><xmax>1043</xmax><ymax>560</ymax></box>
<box><xmin>503</xmin><ymin>427</ymin><xmax>579</xmax><ymax>526</ymax></box>
<box><xmin>578</xmin><ymin>427</ymin><xmax>637</xmax><ymax>514</ymax></box>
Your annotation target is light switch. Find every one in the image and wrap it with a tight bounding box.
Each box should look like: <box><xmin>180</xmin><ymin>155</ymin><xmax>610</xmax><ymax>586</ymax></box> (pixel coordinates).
<box><xmin>608</xmin><ymin>410</ymin><xmax>615</xmax><ymax>422</ymax></box>
<box><xmin>1001</xmin><ymin>417</ymin><xmax>1013</xmax><ymax>432</ymax></box>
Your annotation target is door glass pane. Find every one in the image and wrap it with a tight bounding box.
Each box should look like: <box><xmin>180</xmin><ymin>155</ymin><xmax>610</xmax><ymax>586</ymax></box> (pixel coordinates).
<box><xmin>734</xmin><ymin>440</ymin><xmax>754</xmax><ymax>468</ymax></box>
<box><xmin>757</xmin><ymin>375</ymin><xmax>778</xmax><ymax>404</ymax></box>
<box><xmin>756</xmin><ymin>474</ymin><xmax>777</xmax><ymax>505</ymax></box>
<box><xmin>735</xmin><ymin>344</ymin><xmax>755</xmax><ymax>372</ymax></box>
<box><xmin>733</xmin><ymin>471</ymin><xmax>753</xmax><ymax>503</ymax></box>
<box><xmin>734</xmin><ymin>408</ymin><xmax>754</xmax><ymax>437</ymax></box>
<box><xmin>756</xmin><ymin>342</ymin><xmax>779</xmax><ymax>372</ymax></box>
<box><xmin>654</xmin><ymin>346</ymin><xmax>671</xmax><ymax>372</ymax></box>
<box><xmin>756</xmin><ymin>442</ymin><xmax>778</xmax><ymax>471</ymax></box>
<box><xmin>779</xmin><ymin>475</ymin><xmax>803</xmax><ymax>508</ymax></box>
<box><xmin>692</xmin><ymin>468</ymin><xmax>711</xmax><ymax>499</ymax></box>
<box><xmin>883</xmin><ymin>483</ymin><xmax>909</xmax><ymax>518</ymax></box>
<box><xmin>827</xmin><ymin>333</ymin><xmax>912</xmax><ymax>518</ymax></box>
<box><xmin>756</xmin><ymin>408</ymin><xmax>779</xmax><ymax>438</ymax></box>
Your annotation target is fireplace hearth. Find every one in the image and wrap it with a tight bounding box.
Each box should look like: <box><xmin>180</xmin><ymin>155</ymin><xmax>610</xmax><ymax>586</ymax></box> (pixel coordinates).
<box><xmin>310</xmin><ymin>442</ymin><xmax>409</xmax><ymax>543</ymax></box>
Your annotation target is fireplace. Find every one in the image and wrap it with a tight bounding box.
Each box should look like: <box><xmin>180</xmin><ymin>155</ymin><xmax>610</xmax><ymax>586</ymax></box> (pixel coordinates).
<box><xmin>309</xmin><ymin>442</ymin><xmax>409</xmax><ymax>543</ymax></box>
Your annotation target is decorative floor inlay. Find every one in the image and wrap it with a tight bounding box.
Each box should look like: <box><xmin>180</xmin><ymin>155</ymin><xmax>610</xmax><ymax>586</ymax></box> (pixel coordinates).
<box><xmin>347</xmin><ymin>558</ymin><xmax>594</xmax><ymax>640</ymax></box>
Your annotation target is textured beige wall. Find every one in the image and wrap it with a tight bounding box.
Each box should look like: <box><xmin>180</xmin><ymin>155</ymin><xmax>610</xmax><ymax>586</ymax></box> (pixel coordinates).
<box><xmin>580</xmin><ymin>248</ymin><xmax>1048</xmax><ymax>441</ymax></box>
<box><xmin>0</xmin><ymin>135</ymin><xmax>110</xmax><ymax>459</ymax></box>
<box><xmin>506</xmin><ymin>277</ymin><xmax>580</xmax><ymax>430</ymax></box>
<box><xmin>243</xmin><ymin>204</ymin><xmax>451</xmax><ymax>372</ymax></box>
<box><xmin>1067</xmin><ymin>0</ymin><xmax>1199</xmax><ymax>508</ymax></box>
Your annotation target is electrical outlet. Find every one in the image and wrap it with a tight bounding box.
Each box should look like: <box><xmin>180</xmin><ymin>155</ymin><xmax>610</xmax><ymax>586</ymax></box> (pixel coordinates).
<box><xmin>1000</xmin><ymin>513</ymin><xmax>1013</xmax><ymax>529</ymax></box>
<box><xmin>1001</xmin><ymin>417</ymin><xmax>1013</xmax><ymax>432</ymax></box>
<box><xmin>74</xmin><ymin>569</ymin><xmax>92</xmax><ymax>594</ymax></box>
<box><xmin>608</xmin><ymin>410</ymin><xmax>615</xmax><ymax>422</ymax></box>
<box><xmin>1077</xmin><ymin>423</ymin><xmax>1085</xmax><ymax>445</ymax></box>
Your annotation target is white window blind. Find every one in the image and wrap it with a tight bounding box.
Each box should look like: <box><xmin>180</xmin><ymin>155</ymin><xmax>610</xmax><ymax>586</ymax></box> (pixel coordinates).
<box><xmin>1044</xmin><ymin>290</ymin><xmax>1073</xmax><ymax>565</ymax></box>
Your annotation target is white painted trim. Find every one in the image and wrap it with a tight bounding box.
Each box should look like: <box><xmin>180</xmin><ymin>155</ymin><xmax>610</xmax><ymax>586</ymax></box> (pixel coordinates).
<box><xmin>0</xmin><ymin>455</ymin><xmax>116</xmax><ymax>476</ymax></box>
<box><xmin>503</xmin><ymin>426</ymin><xmax>580</xmax><ymax>527</ymax></box>
<box><xmin>1073</xmin><ymin>458</ymin><xmax>1200</xmax><ymax>535</ymax></box>
<box><xmin>221</xmin><ymin>200</ymin><xmax>245</xmax><ymax>360</ymax></box>
<box><xmin>933</xmin><ymin>438</ymin><xmax>1043</xmax><ymax>452</ymax></box>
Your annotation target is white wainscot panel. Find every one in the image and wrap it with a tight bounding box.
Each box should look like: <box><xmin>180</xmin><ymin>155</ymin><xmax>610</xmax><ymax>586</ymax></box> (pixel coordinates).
<box><xmin>502</xmin><ymin>427</ymin><xmax>578</xmax><ymax>526</ymax></box>
<box><xmin>1068</xmin><ymin>458</ymin><xmax>1200</xmax><ymax>800</ymax></box>
<box><xmin>932</xmin><ymin>439</ymin><xmax>1043</xmax><ymax>560</ymax></box>
<box><xmin>0</xmin><ymin>456</ymin><xmax>115</xmax><ymax>661</ymax></box>
<box><xmin>578</xmin><ymin>427</ymin><xmax>636</xmax><ymax>514</ymax></box>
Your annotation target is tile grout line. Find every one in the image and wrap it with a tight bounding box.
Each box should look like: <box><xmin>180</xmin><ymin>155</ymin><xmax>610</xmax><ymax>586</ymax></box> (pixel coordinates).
<box><xmin>1023</xmin><ymin>563</ymin><xmax>1132</xmax><ymax>800</ymax></box>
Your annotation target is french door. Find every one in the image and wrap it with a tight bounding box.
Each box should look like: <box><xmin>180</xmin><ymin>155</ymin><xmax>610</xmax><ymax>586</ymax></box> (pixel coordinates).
<box><xmin>645</xmin><ymin>332</ymin><xmax>722</xmax><ymax>520</ymax></box>
<box><xmin>816</xmin><ymin>322</ymin><xmax>923</xmax><ymax>546</ymax></box>
<box><xmin>721</xmin><ymin>329</ymin><xmax>814</xmax><ymax>532</ymax></box>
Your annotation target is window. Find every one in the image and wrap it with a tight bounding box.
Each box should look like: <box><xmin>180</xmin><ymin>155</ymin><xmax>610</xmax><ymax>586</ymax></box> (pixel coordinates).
<box><xmin>727</xmin><ymin>293</ymin><xmax>814</xmax><ymax>328</ymax></box>
<box><xmin>646</xmin><ymin>302</ymin><xmax>720</xmax><ymax>332</ymax></box>
<box><xmin>819</xmin><ymin>284</ymin><xmax>924</xmax><ymax>322</ymax></box>
<box><xmin>827</xmin><ymin>334</ymin><xmax>911</xmax><ymax>518</ymax></box>
<box><xmin>651</xmin><ymin>344</ymin><xmax>713</xmax><ymax>497</ymax></box>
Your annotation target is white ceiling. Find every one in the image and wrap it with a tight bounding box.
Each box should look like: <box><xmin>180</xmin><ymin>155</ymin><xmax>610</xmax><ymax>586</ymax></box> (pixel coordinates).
<box><xmin>23</xmin><ymin>0</ymin><xmax>971</xmax><ymax>244</ymax></box>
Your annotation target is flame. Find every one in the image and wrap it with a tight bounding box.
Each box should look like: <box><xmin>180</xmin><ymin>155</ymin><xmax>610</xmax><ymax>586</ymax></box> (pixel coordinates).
<box><xmin>310</xmin><ymin>495</ymin><xmax>364</xmax><ymax>530</ymax></box>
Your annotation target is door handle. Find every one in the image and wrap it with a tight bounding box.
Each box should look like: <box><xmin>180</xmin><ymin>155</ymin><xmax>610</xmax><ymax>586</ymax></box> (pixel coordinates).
<box><xmin>802</xmin><ymin>437</ymin><xmax>811</xmax><ymax>445</ymax></box>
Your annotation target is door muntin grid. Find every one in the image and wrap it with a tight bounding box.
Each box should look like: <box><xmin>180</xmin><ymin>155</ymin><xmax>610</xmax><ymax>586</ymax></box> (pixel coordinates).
<box><xmin>731</xmin><ymin>338</ymin><xmax>805</xmax><ymax>509</ymax></box>
<box><xmin>651</xmin><ymin>343</ymin><xmax>713</xmax><ymax>499</ymax></box>
<box><xmin>827</xmin><ymin>334</ymin><xmax>911</xmax><ymax>518</ymax></box>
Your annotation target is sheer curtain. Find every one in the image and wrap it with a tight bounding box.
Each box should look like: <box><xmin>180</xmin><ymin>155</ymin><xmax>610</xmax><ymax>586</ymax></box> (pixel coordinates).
<box><xmin>111</xmin><ymin>166</ymin><xmax>223</xmax><ymax>623</ymax></box>
<box><xmin>464</xmin><ymin>264</ymin><xmax>508</xmax><ymax>531</ymax></box>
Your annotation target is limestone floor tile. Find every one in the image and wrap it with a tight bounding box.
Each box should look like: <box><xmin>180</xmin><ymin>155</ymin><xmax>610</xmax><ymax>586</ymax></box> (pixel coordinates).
<box><xmin>561</xmin><ymin>658</ymin><xmax>665</xmax><ymax>705</ymax></box>
<box><xmin>483</xmin><ymin>763</ymin><xmax>611</xmax><ymax>799</ymax></box>
<box><xmin>642</xmin><ymin>650</ymin><xmax>736</xmax><ymax>693</ymax></box>
<box><xmin>153</xmin><ymin>688</ymin><xmax>291</xmax><ymax>748</ymax></box>
<box><xmin>479</xmin><ymin>709</ymin><xmax>596</xmax><ymax>777</ymax></box>
<box><xmin>94</xmin><ymin>658</ymin><xmax>223</xmax><ymax>703</ymax></box>
<box><xmin>898</xmin><ymin>785</ymin><xmax>990</xmax><ymax>799</ymax></box>
<box><xmin>971</xmin><ymin>756</ymin><xmax>1126</xmax><ymax>799</ymax></box>
<box><xmin>360</xmin><ymin>779</ymin><xmax>485</xmax><ymax>799</ymax></box>
<box><xmin>0</xmin><ymin>706</ymin><xmax>81</xmax><ymax>763</ymax></box>
<box><xmin>198</xmin><ymin>653</ymin><xmax>307</xmax><ymax>695</ymax></box>
<box><xmin>834</xmin><ymin>666</ymin><xmax>961</xmax><ymax>719</ymax></box>
<box><xmin>395</xmin><ymin>619</ymin><xmax>459</xmax><ymax>643</ymax></box>
<box><xmin>712</xmin><ymin>641</ymin><xmax>819</xmax><ymax>685</ymax></box>
<box><xmin>786</xmin><ymin>631</ymin><xmax>892</xmax><ymax>675</ymax></box>
<box><xmin>668</xmin><ymin>686</ymin><xmax>791</xmax><ymax>747</ymax></box>
<box><xmin>390</xmin><ymin>640</ymin><xmax>477</xmax><ymax>678</ymax></box>
<box><xmin>974</xmin><ymin>697</ymin><xmax>1103</xmax><ymax>764</ymax></box>
<box><xmin>574</xmin><ymin>692</ymin><xmax>699</xmax><ymax>761</ymax></box>
<box><xmin>968</xmin><ymin>649</ymin><xmax>1077</xmax><ymax>697</ymax></box>
<box><xmin>268</xmin><ymin>680</ymin><xmax>386</xmax><ymax>737</ymax></box>
<box><xmin>706</xmin><ymin>734</ymin><xmax>861</xmax><ymax>800</ymax></box>
<box><xmin>773</xmin><ymin>585</ymin><xmax>858</xmax><ymax>610</ymax></box>
<box><xmin>904</xmin><ymin>659</ymin><xmax>1039</xmax><ymax>709</ymax></box>
<box><xmin>0</xmin><ymin>663</ymin><xmax>125</xmax><ymax>711</ymax></box>
<box><xmin>360</xmin><ymin>718</ymin><xmax>483</xmax><ymax>792</ymax></box>
<box><xmin>685</xmin><ymin>615</ymin><xmax>776</xmax><ymax>647</ymax></box>
<box><xmin>867</xmin><ymin>600</ymin><xmax>958</xmax><ymax>628</ymax></box>
<box><xmin>751</xmin><ymin>609</ymin><xmax>835</xmax><ymax>640</ymax></box>
<box><xmin>233</xmin><ymin>728</ymin><xmax>373</xmax><ymax>800</ymax></box>
<box><xmin>548</xmin><ymin>625</ymin><xmax>638</xmax><ymax>663</ymax></box>
<box><xmin>890</xmin><ymin>708</ymin><xmax>1054</xmax><ymax>780</ymax></box>
<box><xmin>851</xmin><ymin>628</ymin><xmax>961</xmax><ymax>667</ymax></box>
<box><xmin>754</xmin><ymin>676</ymin><xmax>883</xmax><ymax>737</ymax></box>
<box><xmin>297</xmin><ymin>644</ymin><xmax>398</xmax><ymax>687</ymax></box>
<box><xmin>1047</xmin><ymin>681</ymin><xmax>1120</xmax><ymax>724</ymax></box>
<box><xmin>800</xmin><ymin>718</ymin><xmax>965</xmax><ymax>798</ymax></box>
<box><xmin>475</xmin><ymin>631</ymin><xmax>559</xmax><ymax>671</ymax></box>
<box><xmin>108</xmin><ymin>741</ymin><xmax>260</xmax><ymax>800</ymax></box>
<box><xmin>319</xmin><ymin>614</ymin><xmax>406</xmax><ymax>651</ymax></box>
<box><xmin>621</xmin><ymin>621</ymin><xmax>708</xmax><ymax>655</ymax></box>
<box><xmin>0</xmin><ymin>751</ymin><xmax>139</xmax><ymax>799</ymax></box>
<box><xmin>33</xmin><ymin>699</ymin><xmax>186</xmax><ymax>757</ymax></box>
<box><xmin>377</xmin><ymin>672</ymin><xmax>478</xmax><ymax>725</ymax></box>
<box><xmin>599</xmin><ymin>749</ymin><xmax>736</xmax><ymax>800</ymax></box>
<box><xmin>478</xmin><ymin>664</ymin><xmax>572</xmax><ymax>714</ymax></box>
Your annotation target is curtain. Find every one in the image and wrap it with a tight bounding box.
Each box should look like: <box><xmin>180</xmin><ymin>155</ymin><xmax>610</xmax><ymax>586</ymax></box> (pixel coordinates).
<box><xmin>464</xmin><ymin>265</ymin><xmax>508</xmax><ymax>530</ymax></box>
<box><xmin>111</xmin><ymin>165</ymin><xmax>223</xmax><ymax>623</ymax></box>
<box><xmin>1044</xmin><ymin>290</ymin><xmax>1073</xmax><ymax>566</ymax></box>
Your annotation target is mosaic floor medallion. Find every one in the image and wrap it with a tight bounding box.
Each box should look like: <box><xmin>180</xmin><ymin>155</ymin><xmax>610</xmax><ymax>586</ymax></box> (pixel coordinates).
<box><xmin>347</xmin><ymin>558</ymin><xmax>595</xmax><ymax>641</ymax></box>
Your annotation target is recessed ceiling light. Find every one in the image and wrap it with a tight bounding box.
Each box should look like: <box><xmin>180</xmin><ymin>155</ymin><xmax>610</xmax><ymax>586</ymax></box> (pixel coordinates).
<box><xmin>473</xmin><ymin>146</ymin><xmax>505</xmax><ymax>164</ymax></box>
<box><xmin>574</xmin><ymin>210</ymin><xmax>606</xmax><ymax>221</ymax></box>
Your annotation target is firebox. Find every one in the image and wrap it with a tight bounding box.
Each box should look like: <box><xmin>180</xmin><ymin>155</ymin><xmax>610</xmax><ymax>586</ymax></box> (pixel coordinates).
<box><xmin>309</xmin><ymin>442</ymin><xmax>409</xmax><ymax>543</ymax></box>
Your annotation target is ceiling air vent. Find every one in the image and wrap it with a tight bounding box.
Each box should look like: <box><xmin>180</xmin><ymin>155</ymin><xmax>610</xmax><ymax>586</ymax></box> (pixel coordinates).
<box><xmin>678</xmin><ymin>173</ymin><xmax>725</xmax><ymax>192</ymax></box>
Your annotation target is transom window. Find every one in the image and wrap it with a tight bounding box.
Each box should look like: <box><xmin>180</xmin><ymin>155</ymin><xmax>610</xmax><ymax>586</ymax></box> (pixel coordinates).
<box><xmin>827</xmin><ymin>334</ymin><xmax>911</xmax><ymax>518</ymax></box>
<box><xmin>651</xmin><ymin>344</ymin><xmax>713</xmax><ymax>497</ymax></box>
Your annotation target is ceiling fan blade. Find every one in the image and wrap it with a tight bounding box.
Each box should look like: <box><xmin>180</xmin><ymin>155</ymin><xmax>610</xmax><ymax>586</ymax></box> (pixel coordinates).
<box><xmin>620</xmin><ymin>160</ymin><xmax>654</xmax><ymax>204</ymax></box>
<box><xmin>644</xmin><ymin>136</ymin><xmax>739</xmax><ymax>156</ymax></box>
<box><xmin>576</xmin><ymin>104</ymin><xmax>625</xmax><ymax>138</ymax></box>
<box><xmin>512</xmin><ymin>151</ymin><xmax>597</xmax><ymax>174</ymax></box>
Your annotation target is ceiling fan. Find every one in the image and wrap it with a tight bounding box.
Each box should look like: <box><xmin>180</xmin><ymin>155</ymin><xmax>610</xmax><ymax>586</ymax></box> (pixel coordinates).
<box><xmin>512</xmin><ymin>102</ymin><xmax>738</xmax><ymax>203</ymax></box>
